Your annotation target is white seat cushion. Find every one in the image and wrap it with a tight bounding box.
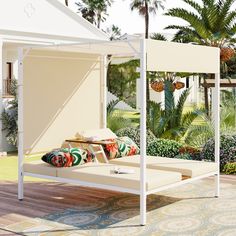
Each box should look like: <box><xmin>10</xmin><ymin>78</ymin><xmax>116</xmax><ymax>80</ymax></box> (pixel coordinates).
<box><xmin>24</xmin><ymin>161</ymin><xmax>58</xmax><ymax>177</ymax></box>
<box><xmin>24</xmin><ymin>161</ymin><xmax>181</xmax><ymax>191</ymax></box>
<box><xmin>75</xmin><ymin>128</ymin><xmax>117</xmax><ymax>141</ymax></box>
<box><xmin>109</xmin><ymin>156</ymin><xmax>218</xmax><ymax>178</ymax></box>
<box><xmin>57</xmin><ymin>163</ymin><xmax>181</xmax><ymax>191</ymax></box>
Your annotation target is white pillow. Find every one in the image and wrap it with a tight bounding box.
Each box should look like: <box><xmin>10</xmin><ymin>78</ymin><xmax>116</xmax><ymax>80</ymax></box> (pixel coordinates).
<box><xmin>76</xmin><ymin>128</ymin><xmax>117</xmax><ymax>141</ymax></box>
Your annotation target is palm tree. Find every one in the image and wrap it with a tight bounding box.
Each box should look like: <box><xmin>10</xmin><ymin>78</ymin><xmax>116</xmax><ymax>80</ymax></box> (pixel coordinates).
<box><xmin>76</xmin><ymin>0</ymin><xmax>112</xmax><ymax>28</ymax></box>
<box><xmin>165</xmin><ymin>0</ymin><xmax>236</xmax><ymax>114</ymax></box>
<box><xmin>166</xmin><ymin>0</ymin><xmax>236</xmax><ymax>47</ymax></box>
<box><xmin>130</xmin><ymin>0</ymin><xmax>165</xmax><ymax>39</ymax></box>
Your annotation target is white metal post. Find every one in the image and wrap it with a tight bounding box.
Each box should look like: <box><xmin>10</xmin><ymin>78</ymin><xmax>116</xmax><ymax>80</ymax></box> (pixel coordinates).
<box><xmin>101</xmin><ymin>55</ymin><xmax>107</xmax><ymax>128</ymax></box>
<box><xmin>140</xmin><ymin>38</ymin><xmax>147</xmax><ymax>226</ymax></box>
<box><xmin>214</xmin><ymin>71</ymin><xmax>220</xmax><ymax>197</ymax></box>
<box><xmin>18</xmin><ymin>48</ymin><xmax>24</xmax><ymax>200</ymax></box>
<box><xmin>0</xmin><ymin>40</ymin><xmax>3</xmax><ymax>153</ymax></box>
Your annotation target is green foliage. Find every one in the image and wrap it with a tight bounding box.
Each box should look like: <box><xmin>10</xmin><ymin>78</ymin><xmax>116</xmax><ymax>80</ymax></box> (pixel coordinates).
<box><xmin>165</xmin><ymin>0</ymin><xmax>236</xmax><ymax>47</ymax></box>
<box><xmin>107</xmin><ymin>111</ymin><xmax>134</xmax><ymax>133</ymax></box>
<box><xmin>107</xmin><ymin>99</ymin><xmax>119</xmax><ymax>115</ymax></box>
<box><xmin>223</xmin><ymin>162</ymin><xmax>236</xmax><ymax>174</ymax></box>
<box><xmin>76</xmin><ymin>0</ymin><xmax>112</xmax><ymax>28</ymax></box>
<box><xmin>107</xmin><ymin>100</ymin><xmax>133</xmax><ymax>133</ymax></box>
<box><xmin>201</xmin><ymin>135</ymin><xmax>236</xmax><ymax>170</ymax></box>
<box><xmin>1</xmin><ymin>79</ymin><xmax>18</xmax><ymax>147</ymax></box>
<box><xmin>185</xmin><ymin>112</ymin><xmax>214</xmax><ymax>148</ymax></box>
<box><xmin>174</xmin><ymin>153</ymin><xmax>193</xmax><ymax>160</ymax></box>
<box><xmin>220</xmin><ymin>89</ymin><xmax>236</xmax><ymax>132</ymax></box>
<box><xmin>147</xmin><ymin>139</ymin><xmax>183</xmax><ymax>158</ymax></box>
<box><xmin>186</xmin><ymin>89</ymin><xmax>236</xmax><ymax>148</ymax></box>
<box><xmin>107</xmin><ymin>60</ymin><xmax>139</xmax><ymax>108</ymax></box>
<box><xmin>147</xmin><ymin>81</ymin><xmax>199</xmax><ymax>141</ymax></box>
<box><xmin>116</xmin><ymin>127</ymin><xmax>156</xmax><ymax>147</ymax></box>
<box><xmin>179</xmin><ymin>146</ymin><xmax>202</xmax><ymax>160</ymax></box>
<box><xmin>151</xmin><ymin>33</ymin><xmax>167</xmax><ymax>41</ymax></box>
<box><xmin>106</xmin><ymin>25</ymin><xmax>122</xmax><ymax>41</ymax></box>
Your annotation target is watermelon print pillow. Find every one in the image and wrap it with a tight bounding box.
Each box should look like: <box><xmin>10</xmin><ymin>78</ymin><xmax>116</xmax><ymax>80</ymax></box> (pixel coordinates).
<box><xmin>42</xmin><ymin>148</ymin><xmax>95</xmax><ymax>167</ymax></box>
<box><xmin>117</xmin><ymin>137</ymin><xmax>140</xmax><ymax>157</ymax></box>
<box><xmin>103</xmin><ymin>137</ymin><xmax>139</xmax><ymax>160</ymax></box>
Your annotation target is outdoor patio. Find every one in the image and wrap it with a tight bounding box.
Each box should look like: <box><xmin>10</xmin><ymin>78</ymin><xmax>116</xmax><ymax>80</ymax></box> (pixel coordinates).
<box><xmin>1</xmin><ymin>176</ymin><xmax>235</xmax><ymax>236</ymax></box>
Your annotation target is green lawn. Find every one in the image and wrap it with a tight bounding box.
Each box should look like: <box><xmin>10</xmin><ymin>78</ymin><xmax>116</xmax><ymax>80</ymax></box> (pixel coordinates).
<box><xmin>0</xmin><ymin>154</ymin><xmax>46</xmax><ymax>182</ymax></box>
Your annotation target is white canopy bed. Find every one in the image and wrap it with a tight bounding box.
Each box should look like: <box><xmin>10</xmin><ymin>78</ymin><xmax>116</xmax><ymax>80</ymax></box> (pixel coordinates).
<box><xmin>18</xmin><ymin>39</ymin><xmax>220</xmax><ymax>226</ymax></box>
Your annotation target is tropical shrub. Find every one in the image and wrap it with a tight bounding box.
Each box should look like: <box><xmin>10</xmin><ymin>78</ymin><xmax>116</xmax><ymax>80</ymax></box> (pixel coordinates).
<box><xmin>1</xmin><ymin>79</ymin><xmax>18</xmax><ymax>146</ymax></box>
<box><xmin>186</xmin><ymin>90</ymin><xmax>236</xmax><ymax>148</ymax></box>
<box><xmin>107</xmin><ymin>60</ymin><xmax>139</xmax><ymax>108</ymax></box>
<box><xmin>201</xmin><ymin>135</ymin><xmax>236</xmax><ymax>170</ymax></box>
<box><xmin>116</xmin><ymin>127</ymin><xmax>156</xmax><ymax>148</ymax></box>
<box><xmin>223</xmin><ymin>163</ymin><xmax>236</xmax><ymax>175</ymax></box>
<box><xmin>179</xmin><ymin>146</ymin><xmax>202</xmax><ymax>160</ymax></box>
<box><xmin>147</xmin><ymin>81</ymin><xmax>199</xmax><ymax>141</ymax></box>
<box><xmin>147</xmin><ymin>139</ymin><xmax>183</xmax><ymax>158</ymax></box>
<box><xmin>174</xmin><ymin>153</ymin><xmax>193</xmax><ymax>160</ymax></box>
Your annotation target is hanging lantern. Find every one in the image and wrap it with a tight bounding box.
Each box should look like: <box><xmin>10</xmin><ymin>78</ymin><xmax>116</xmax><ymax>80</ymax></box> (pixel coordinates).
<box><xmin>151</xmin><ymin>81</ymin><xmax>164</xmax><ymax>92</ymax></box>
<box><xmin>220</xmin><ymin>47</ymin><xmax>235</xmax><ymax>62</ymax></box>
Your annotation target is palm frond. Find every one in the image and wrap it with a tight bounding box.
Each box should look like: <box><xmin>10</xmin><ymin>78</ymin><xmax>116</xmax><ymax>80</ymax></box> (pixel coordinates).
<box><xmin>175</xmin><ymin>88</ymin><xmax>190</xmax><ymax>126</ymax></box>
<box><xmin>185</xmin><ymin>124</ymin><xmax>213</xmax><ymax>148</ymax></box>
<box><xmin>151</xmin><ymin>33</ymin><xmax>167</xmax><ymax>41</ymax></box>
<box><xmin>183</xmin><ymin>0</ymin><xmax>202</xmax><ymax>13</ymax></box>
<box><xmin>107</xmin><ymin>99</ymin><xmax>119</xmax><ymax>115</ymax></box>
<box><xmin>181</xmin><ymin>110</ymin><xmax>198</xmax><ymax>127</ymax></box>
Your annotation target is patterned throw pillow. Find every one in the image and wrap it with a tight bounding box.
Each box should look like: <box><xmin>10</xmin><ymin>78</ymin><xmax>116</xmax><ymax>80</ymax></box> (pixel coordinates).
<box><xmin>103</xmin><ymin>139</ymin><xmax>119</xmax><ymax>159</ymax></box>
<box><xmin>103</xmin><ymin>137</ymin><xmax>139</xmax><ymax>160</ymax></box>
<box><xmin>117</xmin><ymin>136</ymin><xmax>140</xmax><ymax>157</ymax></box>
<box><xmin>42</xmin><ymin>148</ymin><xmax>95</xmax><ymax>167</ymax></box>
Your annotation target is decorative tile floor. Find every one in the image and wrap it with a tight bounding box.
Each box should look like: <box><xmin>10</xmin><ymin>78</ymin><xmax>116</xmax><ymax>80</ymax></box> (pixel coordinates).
<box><xmin>1</xmin><ymin>179</ymin><xmax>236</xmax><ymax>236</ymax></box>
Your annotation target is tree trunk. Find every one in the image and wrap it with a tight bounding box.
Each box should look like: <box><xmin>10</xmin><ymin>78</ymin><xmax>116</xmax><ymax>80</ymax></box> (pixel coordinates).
<box><xmin>204</xmin><ymin>74</ymin><xmax>215</xmax><ymax>116</ymax></box>
<box><xmin>65</xmin><ymin>0</ymin><xmax>68</xmax><ymax>6</ymax></box>
<box><xmin>145</xmin><ymin>1</ymin><xmax>150</xmax><ymax>107</ymax></box>
<box><xmin>145</xmin><ymin>2</ymin><xmax>149</xmax><ymax>39</ymax></box>
<box><xmin>97</xmin><ymin>12</ymin><xmax>101</xmax><ymax>29</ymax></box>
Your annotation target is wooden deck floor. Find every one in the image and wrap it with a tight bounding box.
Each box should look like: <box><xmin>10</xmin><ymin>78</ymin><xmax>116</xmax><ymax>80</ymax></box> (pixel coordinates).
<box><xmin>0</xmin><ymin>175</ymin><xmax>235</xmax><ymax>234</ymax></box>
<box><xmin>0</xmin><ymin>181</ymin><xmax>119</xmax><ymax>229</ymax></box>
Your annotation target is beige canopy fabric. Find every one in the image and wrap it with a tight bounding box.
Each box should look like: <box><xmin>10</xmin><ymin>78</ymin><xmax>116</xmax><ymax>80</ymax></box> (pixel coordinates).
<box><xmin>23</xmin><ymin>50</ymin><xmax>104</xmax><ymax>154</ymax></box>
<box><xmin>146</xmin><ymin>40</ymin><xmax>220</xmax><ymax>73</ymax></box>
<box><xmin>21</xmin><ymin>39</ymin><xmax>220</xmax><ymax>154</ymax></box>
